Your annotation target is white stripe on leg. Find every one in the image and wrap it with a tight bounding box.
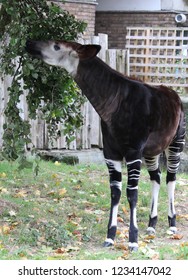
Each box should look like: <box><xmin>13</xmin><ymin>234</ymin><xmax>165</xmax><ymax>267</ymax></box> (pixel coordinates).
<box><xmin>111</xmin><ymin>204</ymin><xmax>119</xmax><ymax>227</ymax></box>
<box><xmin>167</xmin><ymin>181</ymin><xmax>176</xmax><ymax>218</ymax></box>
<box><xmin>150</xmin><ymin>181</ymin><xmax>160</xmax><ymax>218</ymax></box>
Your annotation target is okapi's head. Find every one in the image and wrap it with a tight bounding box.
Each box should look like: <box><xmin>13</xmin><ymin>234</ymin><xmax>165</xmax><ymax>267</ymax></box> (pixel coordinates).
<box><xmin>25</xmin><ymin>40</ymin><xmax>101</xmax><ymax>76</ymax></box>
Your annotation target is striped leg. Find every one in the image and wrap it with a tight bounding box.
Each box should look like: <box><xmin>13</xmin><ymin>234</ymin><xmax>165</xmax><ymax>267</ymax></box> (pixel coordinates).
<box><xmin>165</xmin><ymin>119</ymin><xmax>185</xmax><ymax>233</ymax></box>
<box><xmin>165</xmin><ymin>144</ymin><xmax>181</xmax><ymax>232</ymax></box>
<box><xmin>145</xmin><ymin>156</ymin><xmax>161</xmax><ymax>235</ymax></box>
<box><xmin>103</xmin><ymin>159</ymin><xmax>122</xmax><ymax>247</ymax></box>
<box><xmin>126</xmin><ymin>157</ymin><xmax>142</xmax><ymax>251</ymax></box>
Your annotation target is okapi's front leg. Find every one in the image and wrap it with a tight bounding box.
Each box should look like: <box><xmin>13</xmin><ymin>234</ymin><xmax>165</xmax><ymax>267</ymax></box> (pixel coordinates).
<box><xmin>103</xmin><ymin>159</ymin><xmax>122</xmax><ymax>247</ymax></box>
<box><xmin>144</xmin><ymin>155</ymin><xmax>161</xmax><ymax>235</ymax></box>
<box><xmin>126</xmin><ymin>157</ymin><xmax>142</xmax><ymax>251</ymax></box>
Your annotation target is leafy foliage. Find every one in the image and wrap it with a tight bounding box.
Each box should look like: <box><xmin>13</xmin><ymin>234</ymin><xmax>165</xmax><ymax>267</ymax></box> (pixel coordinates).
<box><xmin>0</xmin><ymin>0</ymin><xmax>86</xmax><ymax>167</ymax></box>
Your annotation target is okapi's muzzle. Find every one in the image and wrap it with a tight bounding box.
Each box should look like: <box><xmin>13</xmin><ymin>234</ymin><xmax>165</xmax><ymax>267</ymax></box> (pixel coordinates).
<box><xmin>25</xmin><ymin>40</ymin><xmax>43</xmax><ymax>58</ymax></box>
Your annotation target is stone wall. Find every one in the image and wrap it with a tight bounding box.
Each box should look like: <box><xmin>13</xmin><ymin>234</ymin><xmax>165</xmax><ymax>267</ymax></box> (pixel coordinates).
<box><xmin>95</xmin><ymin>11</ymin><xmax>185</xmax><ymax>48</ymax></box>
<box><xmin>52</xmin><ymin>0</ymin><xmax>97</xmax><ymax>38</ymax></box>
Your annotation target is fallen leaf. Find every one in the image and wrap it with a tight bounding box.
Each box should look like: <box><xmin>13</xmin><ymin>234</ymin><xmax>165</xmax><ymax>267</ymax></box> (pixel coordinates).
<box><xmin>122</xmin><ymin>206</ymin><xmax>128</xmax><ymax>215</ymax></box>
<box><xmin>115</xmin><ymin>243</ymin><xmax>128</xmax><ymax>250</ymax></box>
<box><xmin>117</xmin><ymin>227</ymin><xmax>129</xmax><ymax>240</ymax></box>
<box><xmin>0</xmin><ymin>172</ymin><xmax>7</xmax><ymax>178</ymax></box>
<box><xmin>119</xmin><ymin>233</ymin><xmax>126</xmax><ymax>239</ymax></box>
<box><xmin>51</xmin><ymin>173</ymin><xmax>58</xmax><ymax>179</ymax></box>
<box><xmin>96</xmin><ymin>217</ymin><xmax>102</xmax><ymax>222</ymax></box>
<box><xmin>55</xmin><ymin>247</ymin><xmax>68</xmax><ymax>254</ymax></box>
<box><xmin>139</xmin><ymin>240</ymin><xmax>147</xmax><ymax>247</ymax></box>
<box><xmin>73</xmin><ymin>230</ymin><xmax>81</xmax><ymax>236</ymax></box>
<box><xmin>181</xmin><ymin>242</ymin><xmax>188</xmax><ymax>247</ymax></box>
<box><xmin>82</xmin><ymin>201</ymin><xmax>96</xmax><ymax>207</ymax></box>
<box><xmin>18</xmin><ymin>250</ymin><xmax>30</xmax><ymax>259</ymax></box>
<box><xmin>70</xmin><ymin>221</ymin><xmax>79</xmax><ymax>226</ymax></box>
<box><xmin>84</xmin><ymin>208</ymin><xmax>94</xmax><ymax>214</ymax></box>
<box><xmin>73</xmin><ymin>185</ymin><xmax>81</xmax><ymax>190</ymax></box>
<box><xmin>116</xmin><ymin>230</ymin><xmax>122</xmax><ymax>235</ymax></box>
<box><xmin>72</xmin><ymin>230</ymin><xmax>82</xmax><ymax>241</ymax></box>
<box><xmin>35</xmin><ymin>190</ymin><xmax>41</xmax><ymax>196</ymax></box>
<box><xmin>28</xmin><ymin>215</ymin><xmax>35</xmax><ymax>219</ymax></box>
<box><xmin>120</xmin><ymin>252</ymin><xmax>129</xmax><ymax>260</ymax></box>
<box><xmin>54</xmin><ymin>161</ymin><xmax>61</xmax><ymax>166</ymax></box>
<box><xmin>117</xmin><ymin>217</ymin><xmax>124</xmax><ymax>223</ymax></box>
<box><xmin>58</xmin><ymin>188</ymin><xmax>67</xmax><ymax>197</ymax></box>
<box><xmin>170</xmin><ymin>234</ymin><xmax>183</xmax><ymax>240</ymax></box>
<box><xmin>14</xmin><ymin>190</ymin><xmax>28</xmax><ymax>198</ymax></box>
<box><xmin>47</xmin><ymin>190</ymin><xmax>55</xmax><ymax>196</ymax></box>
<box><xmin>0</xmin><ymin>241</ymin><xmax>4</xmax><ymax>249</ymax></box>
<box><xmin>0</xmin><ymin>188</ymin><xmax>9</xmax><ymax>194</ymax></box>
<box><xmin>177</xmin><ymin>214</ymin><xmax>188</xmax><ymax>220</ymax></box>
<box><xmin>9</xmin><ymin>210</ymin><xmax>17</xmax><ymax>217</ymax></box>
<box><xmin>11</xmin><ymin>221</ymin><xmax>19</xmax><ymax>227</ymax></box>
<box><xmin>140</xmin><ymin>246</ymin><xmax>159</xmax><ymax>259</ymax></box>
<box><xmin>152</xmin><ymin>253</ymin><xmax>160</xmax><ymax>260</ymax></box>
<box><xmin>36</xmin><ymin>235</ymin><xmax>46</xmax><ymax>246</ymax></box>
<box><xmin>0</xmin><ymin>225</ymin><xmax>11</xmax><ymax>235</ymax></box>
<box><xmin>145</xmin><ymin>234</ymin><xmax>155</xmax><ymax>239</ymax></box>
<box><xmin>144</xmin><ymin>234</ymin><xmax>155</xmax><ymax>242</ymax></box>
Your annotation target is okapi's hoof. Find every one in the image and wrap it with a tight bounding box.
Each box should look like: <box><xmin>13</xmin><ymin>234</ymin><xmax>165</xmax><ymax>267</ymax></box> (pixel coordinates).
<box><xmin>103</xmin><ymin>238</ymin><xmax>114</xmax><ymax>247</ymax></box>
<box><xmin>128</xmin><ymin>242</ymin><xmax>138</xmax><ymax>252</ymax></box>
<box><xmin>129</xmin><ymin>247</ymin><xmax>138</xmax><ymax>252</ymax></box>
<box><xmin>167</xmin><ymin>226</ymin><xmax>177</xmax><ymax>235</ymax></box>
<box><xmin>146</xmin><ymin>227</ymin><xmax>156</xmax><ymax>236</ymax></box>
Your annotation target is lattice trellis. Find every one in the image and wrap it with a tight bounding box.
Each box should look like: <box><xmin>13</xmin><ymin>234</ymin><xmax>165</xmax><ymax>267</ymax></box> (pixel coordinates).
<box><xmin>126</xmin><ymin>27</ymin><xmax>188</xmax><ymax>88</ymax></box>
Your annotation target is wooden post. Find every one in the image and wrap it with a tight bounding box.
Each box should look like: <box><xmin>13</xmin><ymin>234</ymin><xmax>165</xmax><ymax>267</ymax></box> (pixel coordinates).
<box><xmin>144</xmin><ymin>29</ymin><xmax>150</xmax><ymax>83</ymax></box>
<box><xmin>98</xmin><ymin>33</ymin><xmax>108</xmax><ymax>61</ymax></box>
<box><xmin>126</xmin><ymin>49</ymin><xmax>130</xmax><ymax>76</ymax></box>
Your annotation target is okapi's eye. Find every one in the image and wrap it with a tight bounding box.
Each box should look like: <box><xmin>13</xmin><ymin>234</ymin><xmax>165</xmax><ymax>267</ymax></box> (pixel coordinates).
<box><xmin>54</xmin><ymin>44</ymin><xmax>60</xmax><ymax>51</ymax></box>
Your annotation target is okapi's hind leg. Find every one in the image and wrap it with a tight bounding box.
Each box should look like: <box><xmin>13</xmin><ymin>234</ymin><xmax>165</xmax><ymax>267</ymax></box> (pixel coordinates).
<box><xmin>103</xmin><ymin>159</ymin><xmax>122</xmax><ymax>247</ymax></box>
<box><xmin>165</xmin><ymin>140</ymin><xmax>185</xmax><ymax>233</ymax></box>
<box><xmin>165</xmin><ymin>115</ymin><xmax>185</xmax><ymax>234</ymax></box>
<box><xmin>145</xmin><ymin>155</ymin><xmax>161</xmax><ymax>235</ymax></box>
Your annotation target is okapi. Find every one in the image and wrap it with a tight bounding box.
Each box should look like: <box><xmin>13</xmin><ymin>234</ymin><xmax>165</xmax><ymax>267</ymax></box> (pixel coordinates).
<box><xmin>26</xmin><ymin>39</ymin><xmax>186</xmax><ymax>251</ymax></box>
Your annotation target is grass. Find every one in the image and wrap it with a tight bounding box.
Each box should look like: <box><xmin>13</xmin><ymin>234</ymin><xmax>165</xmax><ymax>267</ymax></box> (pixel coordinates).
<box><xmin>0</xmin><ymin>159</ymin><xmax>188</xmax><ymax>260</ymax></box>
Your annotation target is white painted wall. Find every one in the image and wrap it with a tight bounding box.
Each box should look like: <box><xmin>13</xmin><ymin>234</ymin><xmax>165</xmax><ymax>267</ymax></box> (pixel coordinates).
<box><xmin>96</xmin><ymin>0</ymin><xmax>188</xmax><ymax>11</ymax></box>
<box><xmin>162</xmin><ymin>0</ymin><xmax>188</xmax><ymax>11</ymax></box>
<box><xmin>96</xmin><ymin>0</ymin><xmax>161</xmax><ymax>11</ymax></box>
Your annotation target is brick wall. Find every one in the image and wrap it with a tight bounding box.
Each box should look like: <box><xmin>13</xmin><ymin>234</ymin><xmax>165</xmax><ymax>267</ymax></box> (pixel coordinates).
<box><xmin>52</xmin><ymin>1</ymin><xmax>97</xmax><ymax>39</ymax></box>
<box><xmin>95</xmin><ymin>11</ymin><xmax>183</xmax><ymax>48</ymax></box>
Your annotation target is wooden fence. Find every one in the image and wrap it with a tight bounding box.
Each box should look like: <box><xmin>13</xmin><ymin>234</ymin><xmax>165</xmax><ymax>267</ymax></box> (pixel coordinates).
<box><xmin>126</xmin><ymin>27</ymin><xmax>188</xmax><ymax>88</ymax></box>
<box><xmin>0</xmin><ymin>33</ymin><xmax>127</xmax><ymax>150</ymax></box>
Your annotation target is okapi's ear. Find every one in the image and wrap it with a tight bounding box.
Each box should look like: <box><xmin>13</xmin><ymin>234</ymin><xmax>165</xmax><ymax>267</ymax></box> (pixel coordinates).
<box><xmin>76</xmin><ymin>44</ymin><xmax>101</xmax><ymax>60</ymax></box>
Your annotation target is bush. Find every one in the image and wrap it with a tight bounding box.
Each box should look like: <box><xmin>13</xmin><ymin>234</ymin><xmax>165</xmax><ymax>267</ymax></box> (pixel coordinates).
<box><xmin>0</xmin><ymin>0</ymin><xmax>86</xmax><ymax>168</ymax></box>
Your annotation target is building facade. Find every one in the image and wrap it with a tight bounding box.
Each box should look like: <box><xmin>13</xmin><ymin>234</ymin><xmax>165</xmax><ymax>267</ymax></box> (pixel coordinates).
<box><xmin>52</xmin><ymin>0</ymin><xmax>97</xmax><ymax>38</ymax></box>
<box><xmin>95</xmin><ymin>0</ymin><xmax>188</xmax><ymax>48</ymax></box>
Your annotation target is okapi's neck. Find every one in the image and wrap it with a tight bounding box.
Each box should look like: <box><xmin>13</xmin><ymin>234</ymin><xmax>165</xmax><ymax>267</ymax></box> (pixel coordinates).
<box><xmin>74</xmin><ymin>57</ymin><xmax>127</xmax><ymax>123</ymax></box>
